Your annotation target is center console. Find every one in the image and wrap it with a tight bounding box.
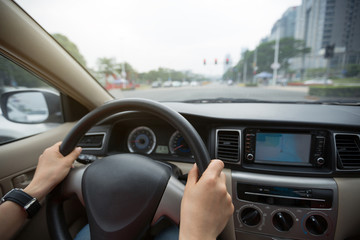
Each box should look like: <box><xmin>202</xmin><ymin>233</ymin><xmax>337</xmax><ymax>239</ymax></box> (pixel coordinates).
<box><xmin>232</xmin><ymin>172</ymin><xmax>338</xmax><ymax>240</ymax></box>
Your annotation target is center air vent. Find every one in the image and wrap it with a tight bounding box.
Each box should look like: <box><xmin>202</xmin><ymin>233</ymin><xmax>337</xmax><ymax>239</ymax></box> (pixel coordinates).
<box><xmin>79</xmin><ymin>133</ymin><xmax>106</xmax><ymax>149</ymax></box>
<box><xmin>335</xmin><ymin>134</ymin><xmax>360</xmax><ymax>169</ymax></box>
<box><xmin>216</xmin><ymin>129</ymin><xmax>241</xmax><ymax>162</ymax></box>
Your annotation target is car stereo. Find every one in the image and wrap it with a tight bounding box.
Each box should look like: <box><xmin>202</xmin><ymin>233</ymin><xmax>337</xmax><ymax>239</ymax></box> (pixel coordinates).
<box><xmin>244</xmin><ymin>129</ymin><xmax>327</xmax><ymax>167</ymax></box>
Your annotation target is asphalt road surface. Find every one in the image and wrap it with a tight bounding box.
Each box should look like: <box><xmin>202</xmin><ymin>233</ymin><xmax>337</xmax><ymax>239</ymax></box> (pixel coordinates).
<box><xmin>110</xmin><ymin>82</ymin><xmax>310</xmax><ymax>102</ymax></box>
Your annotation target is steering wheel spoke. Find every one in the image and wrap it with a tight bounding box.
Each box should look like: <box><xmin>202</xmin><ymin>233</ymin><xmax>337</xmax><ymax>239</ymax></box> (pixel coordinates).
<box><xmin>152</xmin><ymin>175</ymin><xmax>185</xmax><ymax>225</ymax></box>
<box><xmin>62</xmin><ymin>166</ymin><xmax>87</xmax><ymax>206</ymax></box>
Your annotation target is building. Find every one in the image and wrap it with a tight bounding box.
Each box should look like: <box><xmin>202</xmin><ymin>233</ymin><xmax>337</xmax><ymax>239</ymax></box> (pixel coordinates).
<box><xmin>292</xmin><ymin>0</ymin><xmax>360</xmax><ymax>76</ymax></box>
<box><xmin>292</xmin><ymin>0</ymin><xmax>327</xmax><ymax>73</ymax></box>
<box><xmin>322</xmin><ymin>0</ymin><xmax>360</xmax><ymax>67</ymax></box>
<box><xmin>269</xmin><ymin>6</ymin><xmax>298</xmax><ymax>41</ymax></box>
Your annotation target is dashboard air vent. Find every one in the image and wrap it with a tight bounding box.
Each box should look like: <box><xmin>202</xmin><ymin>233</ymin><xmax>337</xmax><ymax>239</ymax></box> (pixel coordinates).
<box><xmin>216</xmin><ymin>130</ymin><xmax>241</xmax><ymax>162</ymax></box>
<box><xmin>79</xmin><ymin>133</ymin><xmax>105</xmax><ymax>149</ymax></box>
<box><xmin>335</xmin><ymin>134</ymin><xmax>360</xmax><ymax>169</ymax></box>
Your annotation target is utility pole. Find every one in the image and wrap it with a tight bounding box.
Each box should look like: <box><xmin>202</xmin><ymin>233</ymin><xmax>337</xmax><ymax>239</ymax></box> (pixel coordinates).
<box><xmin>243</xmin><ymin>60</ymin><xmax>247</xmax><ymax>84</ymax></box>
<box><xmin>272</xmin><ymin>28</ymin><xmax>280</xmax><ymax>85</ymax></box>
<box><xmin>253</xmin><ymin>48</ymin><xmax>258</xmax><ymax>84</ymax></box>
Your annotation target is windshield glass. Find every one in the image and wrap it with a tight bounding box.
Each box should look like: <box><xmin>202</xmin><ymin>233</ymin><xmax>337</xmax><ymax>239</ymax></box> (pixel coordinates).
<box><xmin>16</xmin><ymin>0</ymin><xmax>360</xmax><ymax>104</ymax></box>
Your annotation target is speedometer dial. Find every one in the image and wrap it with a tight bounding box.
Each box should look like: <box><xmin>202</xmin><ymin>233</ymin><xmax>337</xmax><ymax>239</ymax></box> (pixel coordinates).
<box><xmin>169</xmin><ymin>131</ymin><xmax>192</xmax><ymax>156</ymax></box>
<box><xmin>127</xmin><ymin>126</ymin><xmax>156</xmax><ymax>154</ymax></box>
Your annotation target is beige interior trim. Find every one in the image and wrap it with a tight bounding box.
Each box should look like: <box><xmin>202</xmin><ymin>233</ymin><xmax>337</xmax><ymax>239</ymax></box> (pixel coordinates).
<box><xmin>0</xmin><ymin>122</ymin><xmax>76</xmax><ymax>193</ymax></box>
<box><xmin>0</xmin><ymin>0</ymin><xmax>114</xmax><ymax>110</ymax></box>
<box><xmin>334</xmin><ymin>177</ymin><xmax>360</xmax><ymax>240</ymax></box>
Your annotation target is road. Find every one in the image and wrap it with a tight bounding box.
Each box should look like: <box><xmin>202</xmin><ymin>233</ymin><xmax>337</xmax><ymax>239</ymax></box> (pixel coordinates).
<box><xmin>110</xmin><ymin>82</ymin><xmax>310</xmax><ymax>102</ymax></box>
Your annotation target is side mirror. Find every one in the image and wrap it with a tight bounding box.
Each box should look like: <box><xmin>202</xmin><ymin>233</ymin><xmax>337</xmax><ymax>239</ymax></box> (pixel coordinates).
<box><xmin>0</xmin><ymin>90</ymin><xmax>63</xmax><ymax>124</ymax></box>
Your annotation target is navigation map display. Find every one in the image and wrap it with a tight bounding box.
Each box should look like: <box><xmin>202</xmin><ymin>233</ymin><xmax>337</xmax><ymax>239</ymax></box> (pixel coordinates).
<box><xmin>255</xmin><ymin>133</ymin><xmax>311</xmax><ymax>165</ymax></box>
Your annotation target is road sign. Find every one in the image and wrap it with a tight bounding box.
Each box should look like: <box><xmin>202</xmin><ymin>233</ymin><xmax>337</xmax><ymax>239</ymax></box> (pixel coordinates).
<box><xmin>271</xmin><ymin>62</ymin><xmax>280</xmax><ymax>70</ymax></box>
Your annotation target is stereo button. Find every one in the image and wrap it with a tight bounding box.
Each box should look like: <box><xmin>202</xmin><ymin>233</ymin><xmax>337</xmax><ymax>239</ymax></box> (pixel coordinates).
<box><xmin>246</xmin><ymin>153</ymin><xmax>254</xmax><ymax>161</ymax></box>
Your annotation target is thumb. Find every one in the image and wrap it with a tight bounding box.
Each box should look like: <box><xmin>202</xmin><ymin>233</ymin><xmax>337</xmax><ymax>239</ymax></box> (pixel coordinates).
<box><xmin>186</xmin><ymin>163</ymin><xmax>199</xmax><ymax>186</ymax></box>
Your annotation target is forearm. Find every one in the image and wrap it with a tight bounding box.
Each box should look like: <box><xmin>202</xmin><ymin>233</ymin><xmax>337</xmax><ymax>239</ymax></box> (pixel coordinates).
<box><xmin>179</xmin><ymin>229</ymin><xmax>216</xmax><ymax>240</ymax></box>
<box><xmin>0</xmin><ymin>185</ymin><xmax>45</xmax><ymax>240</ymax></box>
<box><xmin>0</xmin><ymin>201</ymin><xmax>28</xmax><ymax>240</ymax></box>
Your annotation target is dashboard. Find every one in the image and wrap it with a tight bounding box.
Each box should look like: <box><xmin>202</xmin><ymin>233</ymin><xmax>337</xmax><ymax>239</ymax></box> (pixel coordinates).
<box><xmin>77</xmin><ymin>102</ymin><xmax>360</xmax><ymax>240</ymax></box>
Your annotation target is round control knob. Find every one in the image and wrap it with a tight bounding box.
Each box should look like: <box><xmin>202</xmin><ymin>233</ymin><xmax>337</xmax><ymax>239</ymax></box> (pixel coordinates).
<box><xmin>272</xmin><ymin>212</ymin><xmax>293</xmax><ymax>232</ymax></box>
<box><xmin>306</xmin><ymin>215</ymin><xmax>328</xmax><ymax>235</ymax></box>
<box><xmin>316</xmin><ymin>157</ymin><xmax>325</xmax><ymax>166</ymax></box>
<box><xmin>241</xmin><ymin>207</ymin><xmax>261</xmax><ymax>226</ymax></box>
<box><xmin>246</xmin><ymin>153</ymin><xmax>254</xmax><ymax>161</ymax></box>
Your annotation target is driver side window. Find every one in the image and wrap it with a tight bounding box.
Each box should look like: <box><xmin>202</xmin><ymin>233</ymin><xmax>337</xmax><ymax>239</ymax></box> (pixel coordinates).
<box><xmin>0</xmin><ymin>55</ymin><xmax>63</xmax><ymax>144</ymax></box>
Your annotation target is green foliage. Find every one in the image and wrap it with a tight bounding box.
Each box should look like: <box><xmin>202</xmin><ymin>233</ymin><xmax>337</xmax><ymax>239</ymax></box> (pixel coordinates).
<box><xmin>331</xmin><ymin>78</ymin><xmax>360</xmax><ymax>84</ymax></box>
<box><xmin>345</xmin><ymin>64</ymin><xmax>360</xmax><ymax>77</ymax></box>
<box><xmin>224</xmin><ymin>37</ymin><xmax>310</xmax><ymax>80</ymax></box>
<box><xmin>305</xmin><ymin>68</ymin><xmax>327</xmax><ymax>78</ymax></box>
<box><xmin>96</xmin><ymin>57</ymin><xmax>117</xmax><ymax>75</ymax></box>
<box><xmin>95</xmin><ymin>57</ymin><xmax>205</xmax><ymax>84</ymax></box>
<box><xmin>0</xmin><ymin>55</ymin><xmax>47</xmax><ymax>88</ymax></box>
<box><xmin>309</xmin><ymin>86</ymin><xmax>360</xmax><ymax>98</ymax></box>
<box><xmin>52</xmin><ymin>33</ymin><xmax>87</xmax><ymax>68</ymax></box>
<box><xmin>138</xmin><ymin>68</ymin><xmax>204</xmax><ymax>83</ymax></box>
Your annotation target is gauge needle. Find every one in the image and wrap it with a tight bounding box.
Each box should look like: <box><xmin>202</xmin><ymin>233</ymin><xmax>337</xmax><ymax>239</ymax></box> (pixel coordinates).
<box><xmin>174</xmin><ymin>145</ymin><xmax>184</xmax><ymax>151</ymax></box>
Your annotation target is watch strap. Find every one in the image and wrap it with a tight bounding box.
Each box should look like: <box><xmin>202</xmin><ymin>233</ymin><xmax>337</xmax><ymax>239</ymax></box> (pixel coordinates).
<box><xmin>1</xmin><ymin>188</ymin><xmax>41</xmax><ymax>218</ymax></box>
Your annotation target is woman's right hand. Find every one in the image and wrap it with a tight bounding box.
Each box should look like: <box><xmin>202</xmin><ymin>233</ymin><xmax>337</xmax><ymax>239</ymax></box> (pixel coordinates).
<box><xmin>179</xmin><ymin>160</ymin><xmax>234</xmax><ymax>240</ymax></box>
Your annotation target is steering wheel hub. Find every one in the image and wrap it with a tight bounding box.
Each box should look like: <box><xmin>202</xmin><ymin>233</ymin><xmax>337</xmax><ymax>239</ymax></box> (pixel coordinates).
<box><xmin>82</xmin><ymin>154</ymin><xmax>171</xmax><ymax>239</ymax></box>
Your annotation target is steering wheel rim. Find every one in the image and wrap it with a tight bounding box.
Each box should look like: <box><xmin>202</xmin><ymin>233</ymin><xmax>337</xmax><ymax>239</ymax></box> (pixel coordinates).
<box><xmin>47</xmin><ymin>98</ymin><xmax>211</xmax><ymax>239</ymax></box>
<box><xmin>60</xmin><ymin>98</ymin><xmax>210</xmax><ymax>174</ymax></box>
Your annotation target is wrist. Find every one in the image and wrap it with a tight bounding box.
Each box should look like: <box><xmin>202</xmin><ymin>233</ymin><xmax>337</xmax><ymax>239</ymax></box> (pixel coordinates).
<box><xmin>24</xmin><ymin>183</ymin><xmax>48</xmax><ymax>201</ymax></box>
<box><xmin>179</xmin><ymin>227</ymin><xmax>216</xmax><ymax>240</ymax></box>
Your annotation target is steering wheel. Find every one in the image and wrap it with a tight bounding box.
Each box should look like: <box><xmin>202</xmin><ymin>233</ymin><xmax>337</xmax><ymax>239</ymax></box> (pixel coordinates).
<box><xmin>47</xmin><ymin>98</ymin><xmax>211</xmax><ymax>240</ymax></box>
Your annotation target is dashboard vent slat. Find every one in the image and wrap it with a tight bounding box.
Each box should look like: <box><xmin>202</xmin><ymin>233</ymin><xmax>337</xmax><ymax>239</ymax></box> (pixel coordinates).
<box><xmin>79</xmin><ymin>133</ymin><xmax>105</xmax><ymax>149</ymax></box>
<box><xmin>216</xmin><ymin>130</ymin><xmax>241</xmax><ymax>162</ymax></box>
<box><xmin>335</xmin><ymin>134</ymin><xmax>360</xmax><ymax>169</ymax></box>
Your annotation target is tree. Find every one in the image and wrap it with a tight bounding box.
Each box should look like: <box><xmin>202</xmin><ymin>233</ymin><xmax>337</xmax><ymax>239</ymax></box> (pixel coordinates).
<box><xmin>0</xmin><ymin>55</ymin><xmax>47</xmax><ymax>88</ymax></box>
<box><xmin>96</xmin><ymin>57</ymin><xmax>116</xmax><ymax>75</ymax></box>
<box><xmin>345</xmin><ymin>64</ymin><xmax>360</xmax><ymax>77</ymax></box>
<box><xmin>52</xmin><ymin>33</ymin><xmax>87</xmax><ymax>68</ymax></box>
<box><xmin>224</xmin><ymin>37</ymin><xmax>310</xmax><ymax>81</ymax></box>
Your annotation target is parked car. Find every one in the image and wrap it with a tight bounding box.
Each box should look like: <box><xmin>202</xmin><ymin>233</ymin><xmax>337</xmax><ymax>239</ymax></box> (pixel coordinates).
<box><xmin>172</xmin><ymin>81</ymin><xmax>181</xmax><ymax>87</ymax></box>
<box><xmin>181</xmin><ymin>81</ymin><xmax>190</xmax><ymax>87</ymax></box>
<box><xmin>190</xmin><ymin>81</ymin><xmax>199</xmax><ymax>87</ymax></box>
<box><xmin>163</xmin><ymin>81</ymin><xmax>172</xmax><ymax>87</ymax></box>
<box><xmin>151</xmin><ymin>81</ymin><xmax>162</xmax><ymax>88</ymax></box>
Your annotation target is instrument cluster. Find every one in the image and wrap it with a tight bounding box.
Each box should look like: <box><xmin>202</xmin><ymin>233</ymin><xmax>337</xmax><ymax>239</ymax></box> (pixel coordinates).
<box><xmin>126</xmin><ymin>125</ymin><xmax>193</xmax><ymax>157</ymax></box>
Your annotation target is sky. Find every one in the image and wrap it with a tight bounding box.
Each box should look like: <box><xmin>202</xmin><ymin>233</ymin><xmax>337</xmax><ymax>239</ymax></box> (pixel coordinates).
<box><xmin>16</xmin><ymin>0</ymin><xmax>301</xmax><ymax>76</ymax></box>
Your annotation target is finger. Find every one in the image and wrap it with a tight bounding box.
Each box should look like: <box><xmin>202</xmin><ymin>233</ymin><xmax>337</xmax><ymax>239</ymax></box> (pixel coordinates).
<box><xmin>186</xmin><ymin>163</ymin><xmax>199</xmax><ymax>186</ymax></box>
<box><xmin>53</xmin><ymin>141</ymin><xmax>62</xmax><ymax>149</ymax></box>
<box><xmin>220</xmin><ymin>172</ymin><xmax>226</xmax><ymax>184</ymax></box>
<box><xmin>203</xmin><ymin>159</ymin><xmax>224</xmax><ymax>177</ymax></box>
<box><xmin>49</xmin><ymin>142</ymin><xmax>63</xmax><ymax>156</ymax></box>
<box><xmin>63</xmin><ymin>147</ymin><xmax>82</xmax><ymax>164</ymax></box>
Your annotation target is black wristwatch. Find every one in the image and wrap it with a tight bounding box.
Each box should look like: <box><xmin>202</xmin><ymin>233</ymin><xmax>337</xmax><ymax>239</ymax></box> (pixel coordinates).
<box><xmin>1</xmin><ymin>188</ymin><xmax>41</xmax><ymax>218</ymax></box>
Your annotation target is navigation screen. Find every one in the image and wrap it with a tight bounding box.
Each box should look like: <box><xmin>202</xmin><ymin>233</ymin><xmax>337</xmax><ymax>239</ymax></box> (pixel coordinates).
<box><xmin>255</xmin><ymin>133</ymin><xmax>311</xmax><ymax>165</ymax></box>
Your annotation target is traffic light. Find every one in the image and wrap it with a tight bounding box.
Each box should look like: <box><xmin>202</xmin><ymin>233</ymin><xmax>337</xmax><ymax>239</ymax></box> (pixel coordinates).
<box><xmin>226</xmin><ymin>58</ymin><xmax>229</xmax><ymax>65</ymax></box>
<box><xmin>203</xmin><ymin>59</ymin><xmax>206</xmax><ymax>65</ymax></box>
<box><xmin>215</xmin><ymin>58</ymin><xmax>217</xmax><ymax>65</ymax></box>
<box><xmin>324</xmin><ymin>44</ymin><xmax>335</xmax><ymax>59</ymax></box>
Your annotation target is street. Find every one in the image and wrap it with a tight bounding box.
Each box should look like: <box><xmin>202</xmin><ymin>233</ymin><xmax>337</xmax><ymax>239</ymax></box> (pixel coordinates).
<box><xmin>110</xmin><ymin>82</ymin><xmax>310</xmax><ymax>102</ymax></box>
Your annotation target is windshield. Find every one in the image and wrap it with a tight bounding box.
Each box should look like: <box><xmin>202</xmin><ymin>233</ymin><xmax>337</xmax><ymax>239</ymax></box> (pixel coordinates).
<box><xmin>16</xmin><ymin>0</ymin><xmax>360</xmax><ymax>104</ymax></box>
